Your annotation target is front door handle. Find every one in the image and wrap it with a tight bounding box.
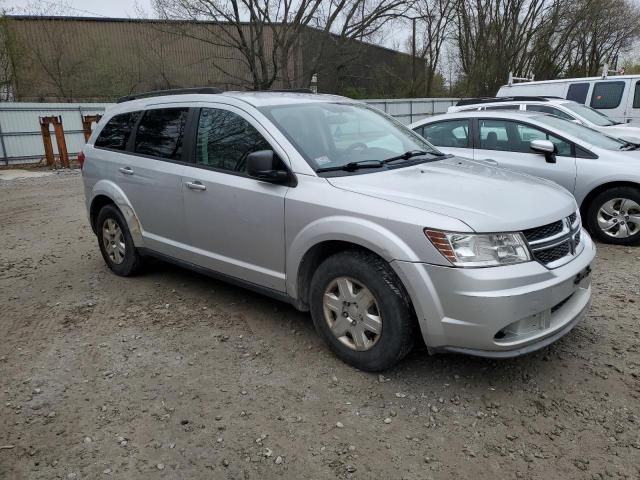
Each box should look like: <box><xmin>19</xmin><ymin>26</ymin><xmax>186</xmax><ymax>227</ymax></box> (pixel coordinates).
<box><xmin>185</xmin><ymin>181</ymin><xmax>207</xmax><ymax>191</ymax></box>
<box><xmin>119</xmin><ymin>166</ymin><xmax>134</xmax><ymax>175</ymax></box>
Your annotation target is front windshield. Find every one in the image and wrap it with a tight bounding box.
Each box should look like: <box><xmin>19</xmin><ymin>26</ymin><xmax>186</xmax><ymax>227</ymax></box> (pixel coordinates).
<box><xmin>533</xmin><ymin>114</ymin><xmax>626</xmax><ymax>150</ymax></box>
<box><xmin>564</xmin><ymin>102</ymin><xmax>617</xmax><ymax>126</ymax></box>
<box><xmin>261</xmin><ymin>102</ymin><xmax>441</xmax><ymax>171</ymax></box>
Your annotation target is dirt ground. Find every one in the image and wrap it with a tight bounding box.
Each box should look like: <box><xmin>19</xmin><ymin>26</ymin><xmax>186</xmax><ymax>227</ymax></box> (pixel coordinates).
<box><xmin>1</xmin><ymin>171</ymin><xmax>639</xmax><ymax>480</ymax></box>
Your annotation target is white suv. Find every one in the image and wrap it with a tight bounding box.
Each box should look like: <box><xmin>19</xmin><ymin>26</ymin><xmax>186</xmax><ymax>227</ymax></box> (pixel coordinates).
<box><xmin>448</xmin><ymin>97</ymin><xmax>640</xmax><ymax>143</ymax></box>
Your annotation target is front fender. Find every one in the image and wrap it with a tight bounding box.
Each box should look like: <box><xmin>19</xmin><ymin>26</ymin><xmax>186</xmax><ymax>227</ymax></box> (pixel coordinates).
<box><xmin>91</xmin><ymin>180</ymin><xmax>144</xmax><ymax>247</ymax></box>
<box><xmin>285</xmin><ymin>215</ymin><xmax>421</xmax><ymax>299</ymax></box>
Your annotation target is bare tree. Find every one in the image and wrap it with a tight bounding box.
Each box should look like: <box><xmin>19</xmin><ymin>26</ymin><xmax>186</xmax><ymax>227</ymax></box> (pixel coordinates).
<box><xmin>453</xmin><ymin>0</ymin><xmax>549</xmax><ymax>96</ymax></box>
<box><xmin>152</xmin><ymin>0</ymin><xmax>407</xmax><ymax>91</ymax></box>
<box><xmin>546</xmin><ymin>0</ymin><xmax>640</xmax><ymax>77</ymax></box>
<box><xmin>414</xmin><ymin>0</ymin><xmax>455</xmax><ymax>96</ymax></box>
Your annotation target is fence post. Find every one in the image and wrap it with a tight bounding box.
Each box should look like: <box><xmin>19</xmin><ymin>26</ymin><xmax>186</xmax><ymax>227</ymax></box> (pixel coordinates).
<box><xmin>52</xmin><ymin>116</ymin><xmax>70</xmax><ymax>168</ymax></box>
<box><xmin>0</xmin><ymin>112</ymin><xmax>7</xmax><ymax>166</ymax></box>
<box><xmin>39</xmin><ymin>117</ymin><xmax>55</xmax><ymax>167</ymax></box>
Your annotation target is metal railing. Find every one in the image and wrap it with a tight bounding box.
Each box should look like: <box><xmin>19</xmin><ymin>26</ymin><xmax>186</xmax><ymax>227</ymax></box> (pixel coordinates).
<box><xmin>0</xmin><ymin>103</ymin><xmax>110</xmax><ymax>165</ymax></box>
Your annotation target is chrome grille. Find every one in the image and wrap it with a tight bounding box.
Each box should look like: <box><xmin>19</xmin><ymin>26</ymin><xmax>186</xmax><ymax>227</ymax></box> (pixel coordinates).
<box><xmin>523</xmin><ymin>221</ymin><xmax>563</xmax><ymax>242</ymax></box>
<box><xmin>524</xmin><ymin>212</ymin><xmax>582</xmax><ymax>268</ymax></box>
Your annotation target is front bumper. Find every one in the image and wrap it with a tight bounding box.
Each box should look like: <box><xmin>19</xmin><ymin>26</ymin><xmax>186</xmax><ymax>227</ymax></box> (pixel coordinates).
<box><xmin>392</xmin><ymin>229</ymin><xmax>596</xmax><ymax>357</ymax></box>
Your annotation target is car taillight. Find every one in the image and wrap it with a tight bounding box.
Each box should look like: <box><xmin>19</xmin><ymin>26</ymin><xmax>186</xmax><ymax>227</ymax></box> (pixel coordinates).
<box><xmin>78</xmin><ymin>151</ymin><xmax>86</xmax><ymax>170</ymax></box>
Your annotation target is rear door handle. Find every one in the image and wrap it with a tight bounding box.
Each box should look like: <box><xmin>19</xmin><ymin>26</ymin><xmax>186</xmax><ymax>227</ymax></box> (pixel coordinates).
<box><xmin>119</xmin><ymin>166</ymin><xmax>134</xmax><ymax>175</ymax></box>
<box><xmin>185</xmin><ymin>181</ymin><xmax>206</xmax><ymax>191</ymax></box>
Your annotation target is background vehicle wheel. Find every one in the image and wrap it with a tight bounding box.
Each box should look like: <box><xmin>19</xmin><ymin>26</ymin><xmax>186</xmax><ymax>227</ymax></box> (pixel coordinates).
<box><xmin>586</xmin><ymin>187</ymin><xmax>640</xmax><ymax>245</ymax></box>
<box><xmin>309</xmin><ymin>250</ymin><xmax>416</xmax><ymax>371</ymax></box>
<box><xmin>96</xmin><ymin>204</ymin><xmax>142</xmax><ymax>276</ymax></box>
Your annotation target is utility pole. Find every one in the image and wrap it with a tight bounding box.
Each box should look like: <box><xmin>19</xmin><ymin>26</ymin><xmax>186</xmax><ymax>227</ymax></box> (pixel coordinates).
<box><xmin>412</xmin><ymin>17</ymin><xmax>417</xmax><ymax>95</ymax></box>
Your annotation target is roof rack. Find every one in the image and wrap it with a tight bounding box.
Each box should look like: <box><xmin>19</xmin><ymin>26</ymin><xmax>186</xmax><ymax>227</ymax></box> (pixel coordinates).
<box><xmin>116</xmin><ymin>87</ymin><xmax>223</xmax><ymax>103</ymax></box>
<box><xmin>456</xmin><ymin>96</ymin><xmax>563</xmax><ymax>107</ymax></box>
<box><xmin>263</xmin><ymin>88</ymin><xmax>314</xmax><ymax>94</ymax></box>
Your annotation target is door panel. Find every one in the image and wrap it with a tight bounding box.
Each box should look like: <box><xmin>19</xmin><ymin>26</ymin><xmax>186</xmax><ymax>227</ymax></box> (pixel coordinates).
<box><xmin>181</xmin><ymin>106</ymin><xmax>287</xmax><ymax>291</ymax></box>
<box><xmin>474</xmin><ymin>119</ymin><xmax>577</xmax><ymax>193</ymax></box>
<box><xmin>116</xmin><ymin>156</ymin><xmax>188</xmax><ymax>259</ymax></box>
<box><xmin>182</xmin><ymin>168</ymin><xmax>287</xmax><ymax>290</ymax></box>
<box><xmin>93</xmin><ymin>109</ymin><xmax>190</xmax><ymax>260</ymax></box>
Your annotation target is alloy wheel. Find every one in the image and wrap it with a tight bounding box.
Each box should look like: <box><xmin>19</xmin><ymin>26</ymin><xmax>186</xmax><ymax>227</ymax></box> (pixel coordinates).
<box><xmin>322</xmin><ymin>277</ymin><xmax>383</xmax><ymax>351</ymax></box>
<box><xmin>102</xmin><ymin>218</ymin><xmax>126</xmax><ymax>264</ymax></box>
<box><xmin>597</xmin><ymin>198</ymin><xmax>640</xmax><ymax>239</ymax></box>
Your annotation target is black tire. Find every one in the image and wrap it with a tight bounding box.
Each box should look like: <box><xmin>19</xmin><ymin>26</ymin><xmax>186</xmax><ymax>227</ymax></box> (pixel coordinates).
<box><xmin>586</xmin><ymin>187</ymin><xmax>640</xmax><ymax>246</ymax></box>
<box><xmin>96</xmin><ymin>204</ymin><xmax>143</xmax><ymax>276</ymax></box>
<box><xmin>309</xmin><ymin>250</ymin><xmax>416</xmax><ymax>371</ymax></box>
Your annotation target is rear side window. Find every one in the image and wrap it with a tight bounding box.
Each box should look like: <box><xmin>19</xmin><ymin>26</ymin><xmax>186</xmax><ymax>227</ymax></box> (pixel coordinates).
<box><xmin>134</xmin><ymin>108</ymin><xmax>189</xmax><ymax>160</ymax></box>
<box><xmin>483</xmin><ymin>105</ymin><xmax>520</xmax><ymax>111</ymax></box>
<box><xmin>196</xmin><ymin>108</ymin><xmax>271</xmax><ymax>173</ymax></box>
<box><xmin>634</xmin><ymin>81</ymin><xmax>640</xmax><ymax>109</ymax></box>
<box><xmin>590</xmin><ymin>81</ymin><xmax>625</xmax><ymax>109</ymax></box>
<box><xmin>421</xmin><ymin>120</ymin><xmax>470</xmax><ymax>148</ymax></box>
<box><xmin>566</xmin><ymin>83</ymin><xmax>589</xmax><ymax>104</ymax></box>
<box><xmin>526</xmin><ymin>105</ymin><xmax>574</xmax><ymax>121</ymax></box>
<box><xmin>94</xmin><ymin>111</ymin><xmax>141</xmax><ymax>150</ymax></box>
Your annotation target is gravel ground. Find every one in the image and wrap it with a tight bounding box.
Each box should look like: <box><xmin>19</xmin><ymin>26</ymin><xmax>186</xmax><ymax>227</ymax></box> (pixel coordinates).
<box><xmin>1</xmin><ymin>171</ymin><xmax>639</xmax><ymax>480</ymax></box>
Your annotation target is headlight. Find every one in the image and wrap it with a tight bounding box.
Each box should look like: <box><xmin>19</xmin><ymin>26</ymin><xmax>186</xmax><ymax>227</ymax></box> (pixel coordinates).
<box><xmin>425</xmin><ymin>230</ymin><xmax>531</xmax><ymax>267</ymax></box>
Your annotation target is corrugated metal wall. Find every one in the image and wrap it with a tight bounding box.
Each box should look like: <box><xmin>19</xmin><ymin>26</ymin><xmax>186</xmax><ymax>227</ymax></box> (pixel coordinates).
<box><xmin>6</xmin><ymin>17</ymin><xmax>291</xmax><ymax>101</ymax></box>
<box><xmin>364</xmin><ymin>98</ymin><xmax>462</xmax><ymax>124</ymax></box>
<box><xmin>0</xmin><ymin>98</ymin><xmax>461</xmax><ymax>165</ymax></box>
<box><xmin>0</xmin><ymin>103</ymin><xmax>110</xmax><ymax>164</ymax></box>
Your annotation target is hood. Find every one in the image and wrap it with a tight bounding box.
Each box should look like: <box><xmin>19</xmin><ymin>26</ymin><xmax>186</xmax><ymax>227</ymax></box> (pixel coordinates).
<box><xmin>327</xmin><ymin>157</ymin><xmax>576</xmax><ymax>232</ymax></box>
<box><xmin>602</xmin><ymin>124</ymin><xmax>640</xmax><ymax>143</ymax></box>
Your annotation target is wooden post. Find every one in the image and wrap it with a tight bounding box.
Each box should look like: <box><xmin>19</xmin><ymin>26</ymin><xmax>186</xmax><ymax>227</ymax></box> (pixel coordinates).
<box><xmin>39</xmin><ymin>117</ymin><xmax>55</xmax><ymax>167</ymax></box>
<box><xmin>52</xmin><ymin>116</ymin><xmax>70</xmax><ymax>168</ymax></box>
<box><xmin>81</xmin><ymin>114</ymin><xmax>102</xmax><ymax>142</ymax></box>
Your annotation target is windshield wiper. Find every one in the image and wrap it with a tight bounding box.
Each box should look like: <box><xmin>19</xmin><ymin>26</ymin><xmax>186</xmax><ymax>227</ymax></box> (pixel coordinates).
<box><xmin>619</xmin><ymin>141</ymin><xmax>640</xmax><ymax>151</ymax></box>
<box><xmin>381</xmin><ymin>150</ymin><xmax>444</xmax><ymax>164</ymax></box>
<box><xmin>316</xmin><ymin>160</ymin><xmax>385</xmax><ymax>173</ymax></box>
<box><xmin>315</xmin><ymin>150</ymin><xmax>445</xmax><ymax>173</ymax></box>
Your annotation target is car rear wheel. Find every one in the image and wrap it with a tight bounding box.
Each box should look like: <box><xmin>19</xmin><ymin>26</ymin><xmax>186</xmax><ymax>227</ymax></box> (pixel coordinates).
<box><xmin>586</xmin><ymin>187</ymin><xmax>640</xmax><ymax>245</ymax></box>
<box><xmin>309</xmin><ymin>250</ymin><xmax>416</xmax><ymax>371</ymax></box>
<box><xmin>96</xmin><ymin>204</ymin><xmax>142</xmax><ymax>276</ymax></box>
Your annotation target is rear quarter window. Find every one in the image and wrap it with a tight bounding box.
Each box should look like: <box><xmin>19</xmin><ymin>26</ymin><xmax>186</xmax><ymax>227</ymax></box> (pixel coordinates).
<box><xmin>634</xmin><ymin>81</ymin><xmax>640</xmax><ymax>109</ymax></box>
<box><xmin>590</xmin><ymin>81</ymin><xmax>626</xmax><ymax>109</ymax></box>
<box><xmin>94</xmin><ymin>111</ymin><xmax>141</xmax><ymax>150</ymax></box>
<box><xmin>566</xmin><ymin>83</ymin><xmax>590</xmax><ymax>104</ymax></box>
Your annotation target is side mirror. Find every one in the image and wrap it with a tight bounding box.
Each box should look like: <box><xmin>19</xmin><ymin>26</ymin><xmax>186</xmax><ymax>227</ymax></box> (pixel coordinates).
<box><xmin>247</xmin><ymin>150</ymin><xmax>293</xmax><ymax>184</ymax></box>
<box><xmin>530</xmin><ymin>139</ymin><xmax>556</xmax><ymax>163</ymax></box>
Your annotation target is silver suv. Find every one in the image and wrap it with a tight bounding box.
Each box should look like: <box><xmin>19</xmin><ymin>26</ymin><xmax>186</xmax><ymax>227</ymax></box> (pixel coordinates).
<box><xmin>82</xmin><ymin>88</ymin><xmax>596</xmax><ymax>371</ymax></box>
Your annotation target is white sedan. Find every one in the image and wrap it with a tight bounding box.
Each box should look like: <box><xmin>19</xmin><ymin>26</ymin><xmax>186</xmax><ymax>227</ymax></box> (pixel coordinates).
<box><xmin>410</xmin><ymin>110</ymin><xmax>640</xmax><ymax>245</ymax></box>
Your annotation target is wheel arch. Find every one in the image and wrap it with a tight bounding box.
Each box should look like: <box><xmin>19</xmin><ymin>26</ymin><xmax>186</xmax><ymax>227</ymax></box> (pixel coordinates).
<box><xmin>580</xmin><ymin>181</ymin><xmax>640</xmax><ymax>217</ymax></box>
<box><xmin>287</xmin><ymin>217</ymin><xmax>421</xmax><ymax>311</ymax></box>
<box><xmin>89</xmin><ymin>180</ymin><xmax>144</xmax><ymax>247</ymax></box>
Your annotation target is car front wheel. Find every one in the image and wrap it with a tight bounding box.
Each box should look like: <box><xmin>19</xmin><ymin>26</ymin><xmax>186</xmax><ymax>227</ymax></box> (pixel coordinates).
<box><xmin>309</xmin><ymin>250</ymin><xmax>416</xmax><ymax>371</ymax></box>
<box><xmin>586</xmin><ymin>187</ymin><xmax>640</xmax><ymax>245</ymax></box>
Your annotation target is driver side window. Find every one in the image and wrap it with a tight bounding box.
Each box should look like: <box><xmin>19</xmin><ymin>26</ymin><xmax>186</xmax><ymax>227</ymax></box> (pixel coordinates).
<box><xmin>196</xmin><ymin>108</ymin><xmax>271</xmax><ymax>173</ymax></box>
<box><xmin>479</xmin><ymin>119</ymin><xmax>571</xmax><ymax>156</ymax></box>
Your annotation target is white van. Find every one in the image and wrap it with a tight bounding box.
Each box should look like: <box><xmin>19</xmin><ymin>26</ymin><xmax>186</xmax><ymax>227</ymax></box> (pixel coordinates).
<box><xmin>497</xmin><ymin>75</ymin><xmax>640</xmax><ymax>125</ymax></box>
